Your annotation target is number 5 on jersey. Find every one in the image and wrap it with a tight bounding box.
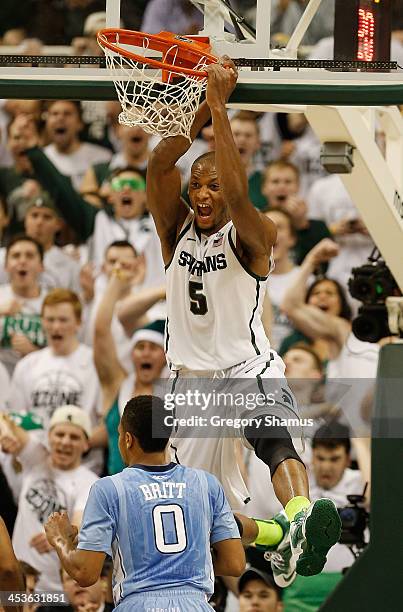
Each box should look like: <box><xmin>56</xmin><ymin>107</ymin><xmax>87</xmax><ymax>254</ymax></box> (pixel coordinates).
<box><xmin>189</xmin><ymin>281</ymin><xmax>208</xmax><ymax>315</ymax></box>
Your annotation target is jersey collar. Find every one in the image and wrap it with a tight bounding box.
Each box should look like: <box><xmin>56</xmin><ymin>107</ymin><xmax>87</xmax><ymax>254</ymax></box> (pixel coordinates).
<box><xmin>129</xmin><ymin>462</ymin><xmax>177</xmax><ymax>472</ymax></box>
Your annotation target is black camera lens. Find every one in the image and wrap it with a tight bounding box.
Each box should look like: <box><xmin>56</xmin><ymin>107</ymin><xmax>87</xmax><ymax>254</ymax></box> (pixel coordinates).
<box><xmin>352</xmin><ymin>306</ymin><xmax>390</xmax><ymax>343</ymax></box>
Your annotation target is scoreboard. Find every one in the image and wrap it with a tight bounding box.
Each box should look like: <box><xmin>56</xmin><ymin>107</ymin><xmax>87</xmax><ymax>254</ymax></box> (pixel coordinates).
<box><xmin>334</xmin><ymin>0</ymin><xmax>392</xmax><ymax>62</ymax></box>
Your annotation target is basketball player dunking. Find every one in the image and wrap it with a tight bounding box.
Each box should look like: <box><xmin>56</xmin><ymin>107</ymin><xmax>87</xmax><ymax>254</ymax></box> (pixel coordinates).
<box><xmin>147</xmin><ymin>57</ymin><xmax>341</xmax><ymax>585</ymax></box>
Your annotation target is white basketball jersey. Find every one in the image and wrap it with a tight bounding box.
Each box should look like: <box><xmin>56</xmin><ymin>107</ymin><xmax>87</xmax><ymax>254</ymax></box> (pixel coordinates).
<box><xmin>165</xmin><ymin>214</ymin><xmax>272</xmax><ymax>370</ymax></box>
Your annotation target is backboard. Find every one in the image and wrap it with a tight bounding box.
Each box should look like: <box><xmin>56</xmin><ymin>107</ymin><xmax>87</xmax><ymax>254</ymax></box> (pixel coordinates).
<box><xmin>0</xmin><ymin>0</ymin><xmax>402</xmax><ymax>291</ymax></box>
<box><xmin>0</xmin><ymin>0</ymin><xmax>401</xmax><ymax>104</ymax></box>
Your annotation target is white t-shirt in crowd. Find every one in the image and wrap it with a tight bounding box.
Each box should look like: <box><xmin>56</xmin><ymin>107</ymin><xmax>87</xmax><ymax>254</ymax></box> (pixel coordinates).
<box><xmin>256</xmin><ymin>115</ymin><xmax>328</xmax><ymax>196</ymax></box>
<box><xmin>326</xmin><ymin>332</ymin><xmax>379</xmax><ymax>435</ymax></box>
<box><xmin>266</xmin><ymin>266</ymin><xmax>301</xmax><ymax>351</ymax></box>
<box><xmin>176</xmin><ymin>137</ymin><xmax>209</xmax><ymax>184</ymax></box>
<box><xmin>44</xmin><ymin>142</ymin><xmax>112</xmax><ymax>191</ymax></box>
<box><xmin>12</xmin><ymin>437</ymin><xmax>98</xmax><ymax>593</ymax></box>
<box><xmin>307</xmin><ymin>174</ymin><xmax>374</xmax><ymax>308</ymax></box>
<box><xmin>288</xmin><ymin>127</ymin><xmax>328</xmax><ymax>198</ymax></box>
<box><xmin>8</xmin><ymin>343</ymin><xmax>103</xmax><ymax>471</ymax></box>
<box><xmin>90</xmin><ymin>212</ymin><xmax>165</xmax><ymax>289</ymax></box>
<box><xmin>0</xmin><ymin>359</ymin><xmax>10</xmax><ymax>407</ymax></box>
<box><xmin>0</xmin><ymin>284</ymin><xmax>47</xmax><ymax>375</ymax></box>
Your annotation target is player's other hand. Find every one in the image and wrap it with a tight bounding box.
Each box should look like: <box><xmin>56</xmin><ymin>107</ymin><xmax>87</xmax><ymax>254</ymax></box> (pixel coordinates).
<box><xmin>45</xmin><ymin>511</ymin><xmax>77</xmax><ymax>548</ymax></box>
<box><xmin>205</xmin><ymin>56</ymin><xmax>238</xmax><ymax>109</ymax></box>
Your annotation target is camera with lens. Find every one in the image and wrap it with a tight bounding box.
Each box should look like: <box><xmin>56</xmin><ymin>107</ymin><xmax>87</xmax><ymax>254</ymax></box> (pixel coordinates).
<box><xmin>348</xmin><ymin>253</ymin><xmax>401</xmax><ymax>343</ymax></box>
<box><xmin>338</xmin><ymin>492</ymin><xmax>369</xmax><ymax>548</ymax></box>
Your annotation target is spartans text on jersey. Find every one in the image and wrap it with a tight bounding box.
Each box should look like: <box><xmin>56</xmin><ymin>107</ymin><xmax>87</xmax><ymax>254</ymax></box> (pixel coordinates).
<box><xmin>178</xmin><ymin>251</ymin><xmax>227</xmax><ymax>276</ymax></box>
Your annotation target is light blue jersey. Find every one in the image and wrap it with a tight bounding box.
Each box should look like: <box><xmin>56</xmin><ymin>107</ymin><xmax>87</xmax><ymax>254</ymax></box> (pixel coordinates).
<box><xmin>77</xmin><ymin>462</ymin><xmax>239</xmax><ymax>607</ymax></box>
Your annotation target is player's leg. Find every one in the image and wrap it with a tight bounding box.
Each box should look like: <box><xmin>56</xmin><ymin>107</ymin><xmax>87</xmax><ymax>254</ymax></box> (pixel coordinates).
<box><xmin>244</xmin><ymin>427</ymin><xmax>341</xmax><ymax>582</ymax></box>
<box><xmin>233</xmin><ymin>354</ymin><xmax>341</xmax><ymax>583</ymax></box>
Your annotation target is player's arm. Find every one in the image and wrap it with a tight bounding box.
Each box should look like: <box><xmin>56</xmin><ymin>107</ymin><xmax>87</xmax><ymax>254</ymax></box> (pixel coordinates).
<box><xmin>205</xmin><ymin>62</ymin><xmax>276</xmax><ymax>277</ymax></box>
<box><xmin>281</xmin><ymin>239</ymin><xmax>351</xmax><ymax>348</ymax></box>
<box><xmin>0</xmin><ymin>517</ymin><xmax>24</xmax><ymax>612</ymax></box>
<box><xmin>212</xmin><ymin>538</ymin><xmax>245</xmax><ymax>577</ymax></box>
<box><xmin>93</xmin><ymin>270</ymin><xmax>130</xmax><ymax>400</ymax></box>
<box><xmin>209</xmin><ymin>475</ymin><xmax>246</xmax><ymax>576</ymax></box>
<box><xmin>45</xmin><ymin>480</ymin><xmax>116</xmax><ymax>586</ymax></box>
<box><xmin>147</xmin><ymin>101</ymin><xmax>211</xmax><ymax>263</ymax></box>
<box><xmin>44</xmin><ymin>511</ymin><xmax>105</xmax><ymax>587</ymax></box>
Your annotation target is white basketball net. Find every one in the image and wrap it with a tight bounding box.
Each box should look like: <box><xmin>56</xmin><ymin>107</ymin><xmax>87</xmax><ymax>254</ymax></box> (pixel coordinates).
<box><xmin>102</xmin><ymin>35</ymin><xmax>210</xmax><ymax>141</ymax></box>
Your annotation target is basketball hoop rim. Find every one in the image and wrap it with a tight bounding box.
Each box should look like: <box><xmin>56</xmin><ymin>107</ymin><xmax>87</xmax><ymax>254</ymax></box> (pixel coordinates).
<box><xmin>97</xmin><ymin>29</ymin><xmax>218</xmax><ymax>78</ymax></box>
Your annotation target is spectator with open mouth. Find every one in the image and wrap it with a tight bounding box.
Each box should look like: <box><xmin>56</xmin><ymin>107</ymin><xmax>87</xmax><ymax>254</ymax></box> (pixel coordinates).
<box><xmin>14</xmin><ymin>128</ymin><xmax>165</xmax><ymax>287</ymax></box>
<box><xmin>230</xmin><ymin>111</ymin><xmax>267</xmax><ymax>211</ymax></box>
<box><xmin>262</xmin><ymin>160</ymin><xmax>331</xmax><ymax>264</ymax></box>
<box><xmin>7</xmin><ymin>288</ymin><xmax>103</xmax><ymax>475</ymax></box>
<box><xmin>0</xmin><ymin>189</ymin><xmax>81</xmax><ymax>292</ymax></box>
<box><xmin>0</xmin><ymin>406</ymin><xmax>98</xmax><ymax>599</ymax></box>
<box><xmin>43</xmin><ymin>100</ymin><xmax>111</xmax><ymax>192</ymax></box>
<box><xmin>0</xmin><ymin>235</ymin><xmax>47</xmax><ymax>375</ymax></box>
<box><xmin>92</xmin><ymin>262</ymin><xmax>167</xmax><ymax>475</ymax></box>
<box><xmin>80</xmin><ymin>125</ymin><xmax>152</xmax><ymax>207</ymax></box>
<box><xmin>279</xmin><ymin>238</ymin><xmax>352</xmax><ymax>367</ymax></box>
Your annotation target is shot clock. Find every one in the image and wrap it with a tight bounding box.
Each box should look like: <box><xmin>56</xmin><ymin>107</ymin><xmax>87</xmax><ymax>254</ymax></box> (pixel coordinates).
<box><xmin>334</xmin><ymin>0</ymin><xmax>391</xmax><ymax>63</ymax></box>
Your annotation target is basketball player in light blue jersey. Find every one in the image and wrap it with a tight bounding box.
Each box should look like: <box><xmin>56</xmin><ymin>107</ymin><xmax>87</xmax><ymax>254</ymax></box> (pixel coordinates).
<box><xmin>146</xmin><ymin>57</ymin><xmax>341</xmax><ymax>586</ymax></box>
<box><xmin>44</xmin><ymin>395</ymin><xmax>245</xmax><ymax>611</ymax></box>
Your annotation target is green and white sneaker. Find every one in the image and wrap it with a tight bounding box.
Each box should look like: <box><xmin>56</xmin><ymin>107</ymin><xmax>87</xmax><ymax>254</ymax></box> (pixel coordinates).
<box><xmin>264</xmin><ymin>534</ymin><xmax>296</xmax><ymax>587</ymax></box>
<box><xmin>290</xmin><ymin>498</ymin><xmax>342</xmax><ymax>577</ymax></box>
<box><xmin>255</xmin><ymin>513</ymin><xmax>296</xmax><ymax>588</ymax></box>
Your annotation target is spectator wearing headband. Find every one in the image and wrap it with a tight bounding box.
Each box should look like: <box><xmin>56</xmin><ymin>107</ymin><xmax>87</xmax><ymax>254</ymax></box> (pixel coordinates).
<box><xmin>80</xmin><ymin>126</ymin><xmax>152</xmax><ymax>206</ymax></box>
<box><xmin>93</xmin><ymin>262</ymin><xmax>167</xmax><ymax>474</ymax></box>
<box><xmin>14</xmin><ymin>122</ymin><xmax>165</xmax><ymax>285</ymax></box>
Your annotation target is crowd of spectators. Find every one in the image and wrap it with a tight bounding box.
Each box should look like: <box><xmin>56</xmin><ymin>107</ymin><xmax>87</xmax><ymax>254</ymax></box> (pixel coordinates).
<box><xmin>0</xmin><ymin>2</ymin><xmax>401</xmax><ymax>611</ymax></box>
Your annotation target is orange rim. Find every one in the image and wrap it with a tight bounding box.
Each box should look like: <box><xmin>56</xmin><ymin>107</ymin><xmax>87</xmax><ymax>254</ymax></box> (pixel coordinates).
<box><xmin>97</xmin><ymin>29</ymin><xmax>218</xmax><ymax>77</ymax></box>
